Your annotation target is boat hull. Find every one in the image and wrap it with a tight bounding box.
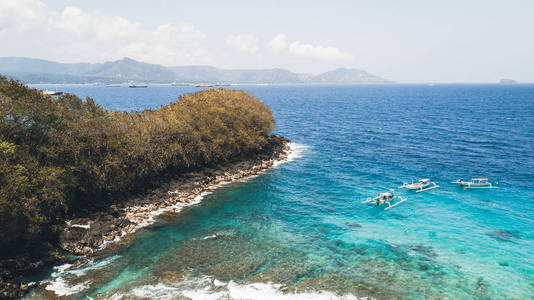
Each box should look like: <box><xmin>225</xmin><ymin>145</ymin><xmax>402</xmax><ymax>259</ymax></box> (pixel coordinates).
<box><xmin>405</xmin><ymin>182</ymin><xmax>431</xmax><ymax>190</ymax></box>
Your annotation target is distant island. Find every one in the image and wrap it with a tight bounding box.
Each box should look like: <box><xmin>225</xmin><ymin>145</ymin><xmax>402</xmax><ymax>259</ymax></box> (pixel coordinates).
<box><xmin>0</xmin><ymin>57</ymin><xmax>393</xmax><ymax>84</ymax></box>
<box><xmin>499</xmin><ymin>78</ymin><xmax>518</xmax><ymax>84</ymax></box>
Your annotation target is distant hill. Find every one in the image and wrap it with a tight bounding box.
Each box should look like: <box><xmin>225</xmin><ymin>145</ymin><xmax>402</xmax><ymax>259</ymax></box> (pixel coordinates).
<box><xmin>85</xmin><ymin>58</ymin><xmax>176</xmax><ymax>82</ymax></box>
<box><xmin>0</xmin><ymin>57</ymin><xmax>95</xmax><ymax>74</ymax></box>
<box><xmin>0</xmin><ymin>57</ymin><xmax>393</xmax><ymax>84</ymax></box>
<box><xmin>313</xmin><ymin>68</ymin><xmax>388</xmax><ymax>83</ymax></box>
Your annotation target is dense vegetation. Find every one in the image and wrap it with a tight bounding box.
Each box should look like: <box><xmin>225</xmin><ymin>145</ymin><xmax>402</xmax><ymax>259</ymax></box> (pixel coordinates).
<box><xmin>0</xmin><ymin>77</ymin><xmax>276</xmax><ymax>255</ymax></box>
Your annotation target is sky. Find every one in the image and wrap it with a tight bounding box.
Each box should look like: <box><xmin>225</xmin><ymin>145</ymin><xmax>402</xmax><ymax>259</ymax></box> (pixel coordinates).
<box><xmin>0</xmin><ymin>0</ymin><xmax>533</xmax><ymax>83</ymax></box>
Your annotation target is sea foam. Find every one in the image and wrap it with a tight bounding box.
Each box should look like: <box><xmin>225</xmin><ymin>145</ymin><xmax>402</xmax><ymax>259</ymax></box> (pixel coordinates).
<box><xmin>107</xmin><ymin>276</ymin><xmax>364</xmax><ymax>300</ymax></box>
<box><xmin>45</xmin><ymin>255</ymin><xmax>120</xmax><ymax>296</ymax></box>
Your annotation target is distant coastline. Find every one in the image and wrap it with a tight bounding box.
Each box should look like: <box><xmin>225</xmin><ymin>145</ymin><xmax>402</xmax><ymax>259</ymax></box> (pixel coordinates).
<box><xmin>0</xmin><ymin>57</ymin><xmax>393</xmax><ymax>85</ymax></box>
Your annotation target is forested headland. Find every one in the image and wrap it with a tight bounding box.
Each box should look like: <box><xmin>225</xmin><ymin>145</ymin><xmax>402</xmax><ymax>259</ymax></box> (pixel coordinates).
<box><xmin>0</xmin><ymin>77</ymin><xmax>282</xmax><ymax>258</ymax></box>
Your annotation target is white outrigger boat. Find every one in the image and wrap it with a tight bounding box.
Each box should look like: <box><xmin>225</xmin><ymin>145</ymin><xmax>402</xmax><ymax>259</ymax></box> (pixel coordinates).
<box><xmin>451</xmin><ymin>178</ymin><xmax>496</xmax><ymax>189</ymax></box>
<box><xmin>362</xmin><ymin>190</ymin><xmax>407</xmax><ymax>210</ymax></box>
<box><xmin>398</xmin><ymin>178</ymin><xmax>439</xmax><ymax>193</ymax></box>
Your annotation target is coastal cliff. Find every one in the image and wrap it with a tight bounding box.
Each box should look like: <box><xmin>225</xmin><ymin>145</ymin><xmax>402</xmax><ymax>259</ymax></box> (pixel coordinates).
<box><xmin>0</xmin><ymin>77</ymin><xmax>289</xmax><ymax>298</ymax></box>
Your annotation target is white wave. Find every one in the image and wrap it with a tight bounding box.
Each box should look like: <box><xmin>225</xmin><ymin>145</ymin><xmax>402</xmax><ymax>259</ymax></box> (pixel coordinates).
<box><xmin>273</xmin><ymin>142</ymin><xmax>309</xmax><ymax>167</ymax></box>
<box><xmin>99</xmin><ymin>232</ymin><xmax>126</xmax><ymax>250</ymax></box>
<box><xmin>213</xmin><ymin>279</ymin><xmax>225</xmax><ymax>287</ymax></box>
<box><xmin>68</xmin><ymin>255</ymin><xmax>120</xmax><ymax>277</ymax></box>
<box><xmin>182</xmin><ymin>287</ymin><xmax>227</xmax><ymax>300</ymax></box>
<box><xmin>51</xmin><ymin>263</ymin><xmax>73</xmax><ymax>277</ymax></box>
<box><xmin>46</xmin><ymin>255</ymin><xmax>120</xmax><ymax>296</ymax></box>
<box><xmin>71</xmin><ymin>223</ymin><xmax>91</xmax><ymax>229</ymax></box>
<box><xmin>203</xmin><ymin>234</ymin><xmax>218</xmax><ymax>240</ymax></box>
<box><xmin>130</xmin><ymin>190</ymin><xmax>207</xmax><ymax>230</ymax></box>
<box><xmin>193</xmin><ymin>190</ymin><xmax>212</xmax><ymax>202</ymax></box>
<box><xmin>111</xmin><ymin>276</ymin><xmax>363</xmax><ymax>300</ymax></box>
<box><xmin>107</xmin><ymin>293</ymin><xmax>124</xmax><ymax>300</ymax></box>
<box><xmin>211</xmin><ymin>180</ymin><xmax>232</xmax><ymax>187</ymax></box>
<box><xmin>130</xmin><ymin>283</ymin><xmax>181</xmax><ymax>299</ymax></box>
<box><xmin>227</xmin><ymin>281</ymin><xmax>361</xmax><ymax>300</ymax></box>
<box><xmin>45</xmin><ymin>277</ymin><xmax>91</xmax><ymax>296</ymax></box>
<box><xmin>108</xmin><ymin>293</ymin><xmax>125</xmax><ymax>300</ymax></box>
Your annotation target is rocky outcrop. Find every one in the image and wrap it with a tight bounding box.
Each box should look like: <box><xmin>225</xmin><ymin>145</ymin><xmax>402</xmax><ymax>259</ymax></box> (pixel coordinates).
<box><xmin>0</xmin><ymin>246</ymin><xmax>66</xmax><ymax>299</ymax></box>
<box><xmin>0</xmin><ymin>282</ymin><xmax>28</xmax><ymax>299</ymax></box>
<box><xmin>59</xmin><ymin>215</ymin><xmax>134</xmax><ymax>255</ymax></box>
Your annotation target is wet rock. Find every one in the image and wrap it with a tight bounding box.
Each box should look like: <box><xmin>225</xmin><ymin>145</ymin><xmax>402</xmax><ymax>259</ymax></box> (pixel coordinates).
<box><xmin>345</xmin><ymin>222</ymin><xmax>362</xmax><ymax>228</ymax></box>
<box><xmin>297</xmin><ymin>271</ymin><xmax>397</xmax><ymax>299</ymax></box>
<box><xmin>0</xmin><ymin>281</ymin><xmax>27</xmax><ymax>299</ymax></box>
<box><xmin>476</xmin><ymin>277</ymin><xmax>489</xmax><ymax>294</ymax></box>
<box><xmin>253</xmin><ymin>256</ymin><xmax>314</xmax><ymax>285</ymax></box>
<box><xmin>390</xmin><ymin>213</ymin><xmax>408</xmax><ymax>220</ymax></box>
<box><xmin>353</xmin><ymin>246</ymin><xmax>367</xmax><ymax>255</ymax></box>
<box><xmin>407</xmin><ymin>244</ymin><xmax>438</xmax><ymax>257</ymax></box>
<box><xmin>0</xmin><ymin>255</ymin><xmax>47</xmax><ymax>299</ymax></box>
<box><xmin>70</xmin><ymin>217</ymin><xmax>92</xmax><ymax>226</ymax></box>
<box><xmin>488</xmin><ymin>230</ymin><xmax>521</xmax><ymax>242</ymax></box>
<box><xmin>60</xmin><ymin>215</ymin><xmax>131</xmax><ymax>255</ymax></box>
<box><xmin>210</xmin><ymin>257</ymin><xmax>265</xmax><ymax>281</ymax></box>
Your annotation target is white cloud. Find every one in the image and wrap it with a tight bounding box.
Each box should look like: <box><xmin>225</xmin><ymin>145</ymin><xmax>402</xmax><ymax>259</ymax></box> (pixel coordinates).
<box><xmin>54</xmin><ymin>6</ymin><xmax>140</xmax><ymax>40</ymax></box>
<box><xmin>269</xmin><ymin>33</ymin><xmax>288</xmax><ymax>52</ymax></box>
<box><xmin>0</xmin><ymin>0</ymin><xmax>48</xmax><ymax>31</ymax></box>
<box><xmin>269</xmin><ymin>33</ymin><xmax>353</xmax><ymax>62</ymax></box>
<box><xmin>289</xmin><ymin>41</ymin><xmax>353</xmax><ymax>61</ymax></box>
<box><xmin>116</xmin><ymin>23</ymin><xmax>208</xmax><ymax>65</ymax></box>
<box><xmin>0</xmin><ymin>0</ymin><xmax>210</xmax><ymax>65</ymax></box>
<box><xmin>225</xmin><ymin>34</ymin><xmax>259</xmax><ymax>53</ymax></box>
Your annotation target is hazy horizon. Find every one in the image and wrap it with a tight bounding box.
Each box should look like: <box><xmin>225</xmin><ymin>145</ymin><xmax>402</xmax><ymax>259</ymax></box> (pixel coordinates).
<box><xmin>1</xmin><ymin>0</ymin><xmax>533</xmax><ymax>83</ymax></box>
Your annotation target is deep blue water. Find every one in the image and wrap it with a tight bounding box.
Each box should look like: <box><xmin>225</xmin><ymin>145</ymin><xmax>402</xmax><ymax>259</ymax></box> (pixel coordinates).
<box><xmin>27</xmin><ymin>84</ymin><xmax>534</xmax><ymax>299</ymax></box>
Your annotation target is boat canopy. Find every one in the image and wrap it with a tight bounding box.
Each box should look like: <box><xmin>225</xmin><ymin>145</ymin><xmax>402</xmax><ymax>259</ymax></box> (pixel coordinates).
<box><xmin>420</xmin><ymin>179</ymin><xmax>430</xmax><ymax>183</ymax></box>
<box><xmin>472</xmin><ymin>178</ymin><xmax>488</xmax><ymax>181</ymax></box>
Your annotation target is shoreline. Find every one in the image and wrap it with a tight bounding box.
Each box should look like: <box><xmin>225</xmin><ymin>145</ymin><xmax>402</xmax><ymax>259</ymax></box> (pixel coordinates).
<box><xmin>1</xmin><ymin>138</ymin><xmax>292</xmax><ymax>298</ymax></box>
<box><xmin>59</xmin><ymin>139</ymin><xmax>293</xmax><ymax>257</ymax></box>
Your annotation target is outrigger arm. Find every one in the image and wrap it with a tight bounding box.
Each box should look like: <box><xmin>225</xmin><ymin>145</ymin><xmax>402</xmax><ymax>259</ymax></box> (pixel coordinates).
<box><xmin>415</xmin><ymin>183</ymin><xmax>439</xmax><ymax>193</ymax></box>
<box><xmin>385</xmin><ymin>197</ymin><xmax>407</xmax><ymax>210</ymax></box>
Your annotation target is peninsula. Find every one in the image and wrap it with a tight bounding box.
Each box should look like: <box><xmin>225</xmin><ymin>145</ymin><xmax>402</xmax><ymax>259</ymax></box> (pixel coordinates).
<box><xmin>0</xmin><ymin>77</ymin><xmax>290</xmax><ymax>298</ymax></box>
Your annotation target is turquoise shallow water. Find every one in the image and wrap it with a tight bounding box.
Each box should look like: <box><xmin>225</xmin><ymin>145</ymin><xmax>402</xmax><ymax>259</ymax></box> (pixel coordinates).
<box><xmin>26</xmin><ymin>84</ymin><xmax>534</xmax><ymax>299</ymax></box>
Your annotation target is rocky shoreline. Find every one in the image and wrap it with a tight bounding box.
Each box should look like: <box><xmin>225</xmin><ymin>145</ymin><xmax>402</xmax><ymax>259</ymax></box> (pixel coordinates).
<box><xmin>0</xmin><ymin>137</ymin><xmax>290</xmax><ymax>299</ymax></box>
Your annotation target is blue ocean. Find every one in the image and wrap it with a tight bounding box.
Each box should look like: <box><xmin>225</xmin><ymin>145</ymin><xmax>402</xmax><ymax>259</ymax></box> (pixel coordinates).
<box><xmin>25</xmin><ymin>84</ymin><xmax>534</xmax><ymax>299</ymax></box>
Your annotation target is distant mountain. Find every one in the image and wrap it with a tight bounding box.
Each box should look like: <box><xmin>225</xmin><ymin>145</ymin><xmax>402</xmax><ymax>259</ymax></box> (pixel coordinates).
<box><xmin>0</xmin><ymin>57</ymin><xmax>393</xmax><ymax>84</ymax></box>
<box><xmin>0</xmin><ymin>57</ymin><xmax>174</xmax><ymax>83</ymax></box>
<box><xmin>85</xmin><ymin>58</ymin><xmax>176</xmax><ymax>82</ymax></box>
<box><xmin>0</xmin><ymin>57</ymin><xmax>95</xmax><ymax>74</ymax></box>
<box><xmin>313</xmin><ymin>68</ymin><xmax>388</xmax><ymax>83</ymax></box>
